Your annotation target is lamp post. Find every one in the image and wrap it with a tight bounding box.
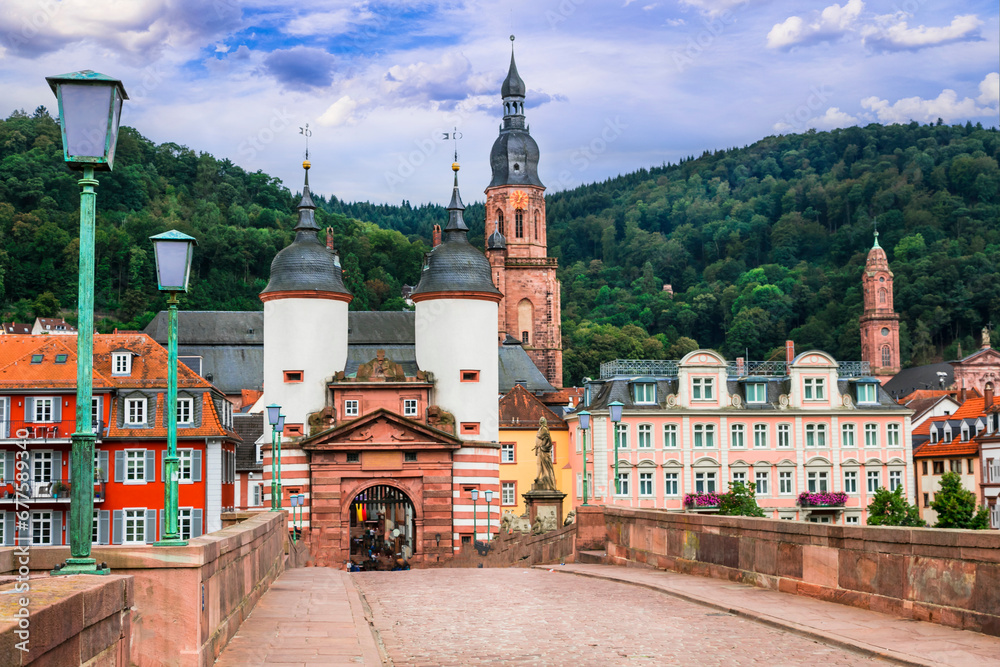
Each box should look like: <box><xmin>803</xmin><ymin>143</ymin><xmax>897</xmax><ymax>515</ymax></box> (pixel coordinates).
<box><xmin>266</xmin><ymin>405</ymin><xmax>282</xmax><ymax>510</ymax></box>
<box><xmin>150</xmin><ymin>230</ymin><xmax>197</xmax><ymax>546</ymax></box>
<box><xmin>470</xmin><ymin>488</ymin><xmax>479</xmax><ymax>544</ymax></box>
<box><xmin>609</xmin><ymin>401</ymin><xmax>624</xmax><ymax>497</ymax></box>
<box><xmin>297</xmin><ymin>493</ymin><xmax>304</xmax><ymax>541</ymax></box>
<box><xmin>47</xmin><ymin>70</ymin><xmax>127</xmax><ymax>576</ymax></box>
<box><xmin>484</xmin><ymin>489</ymin><xmax>493</xmax><ymax>541</ymax></box>
<box><xmin>578</xmin><ymin>411</ymin><xmax>591</xmax><ymax>505</ymax></box>
<box><xmin>289</xmin><ymin>494</ymin><xmax>298</xmax><ymax>542</ymax></box>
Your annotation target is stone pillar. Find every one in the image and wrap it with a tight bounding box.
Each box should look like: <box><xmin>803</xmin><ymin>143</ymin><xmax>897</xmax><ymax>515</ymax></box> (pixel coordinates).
<box><xmin>522</xmin><ymin>488</ymin><xmax>567</xmax><ymax>529</ymax></box>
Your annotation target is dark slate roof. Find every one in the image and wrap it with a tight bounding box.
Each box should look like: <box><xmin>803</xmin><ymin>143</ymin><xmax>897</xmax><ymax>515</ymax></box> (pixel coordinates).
<box><xmin>498</xmin><ymin>341</ymin><xmax>556</xmax><ymax>393</ymax></box>
<box><xmin>488</xmin><ymin>130</ymin><xmax>543</xmax><ymax>188</ymax></box>
<box><xmin>234</xmin><ymin>413</ymin><xmax>264</xmax><ymax>472</ymax></box>
<box><xmin>260</xmin><ymin>169</ymin><xmax>352</xmax><ymax>297</ymax></box>
<box><xmin>145</xmin><ymin>311</ymin><xmax>263</xmax><ymax>345</ymax></box>
<box><xmin>177</xmin><ymin>345</ymin><xmax>263</xmax><ymax>393</ymax></box>
<box><xmin>411</xmin><ymin>172</ymin><xmax>501</xmax><ymax>298</ymax></box>
<box><xmin>838</xmin><ymin>379</ymin><xmax>903</xmax><ymax>409</ymax></box>
<box><xmin>346</xmin><ymin>345</ymin><xmax>418</xmax><ymax>377</ymax></box>
<box><xmin>487</xmin><ymin>229</ymin><xmax>506</xmax><ymax>249</ymax></box>
<box><xmin>883</xmin><ymin>362</ymin><xmax>954</xmax><ymax>399</ymax></box>
<box><xmin>348</xmin><ymin>312</ymin><xmax>414</xmax><ymax>345</ymax></box>
<box><xmin>501</xmin><ymin>50</ymin><xmax>526</xmax><ymax>98</ymax></box>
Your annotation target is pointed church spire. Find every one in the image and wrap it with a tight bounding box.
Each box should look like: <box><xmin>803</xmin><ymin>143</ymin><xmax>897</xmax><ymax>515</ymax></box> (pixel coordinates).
<box><xmin>445</xmin><ymin>161</ymin><xmax>468</xmax><ymax>232</ymax></box>
<box><xmin>501</xmin><ymin>35</ymin><xmax>526</xmax><ymax>100</ymax></box>
<box><xmin>294</xmin><ymin>159</ymin><xmax>319</xmax><ymax>232</ymax></box>
<box><xmin>872</xmin><ymin>229</ymin><xmax>880</xmax><ymax>249</ymax></box>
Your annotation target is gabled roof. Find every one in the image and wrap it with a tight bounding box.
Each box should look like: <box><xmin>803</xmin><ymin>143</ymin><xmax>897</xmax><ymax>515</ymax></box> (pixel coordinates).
<box><xmin>498</xmin><ymin>340</ymin><xmax>556</xmax><ymax>394</ymax></box>
<box><xmin>106</xmin><ymin>391</ymin><xmax>238</xmax><ymax>441</ymax></box>
<box><xmin>883</xmin><ymin>362</ymin><xmax>954</xmax><ymax>398</ymax></box>
<box><xmin>499</xmin><ymin>384</ymin><xmax>567</xmax><ymax>429</ymax></box>
<box><xmin>300</xmin><ymin>407</ymin><xmax>462</xmax><ymax>450</ymax></box>
<box><xmin>145</xmin><ymin>311</ymin><xmax>264</xmax><ymax>345</ymax></box>
<box><xmin>234</xmin><ymin>413</ymin><xmax>264</xmax><ymax>471</ymax></box>
<box><xmin>912</xmin><ymin>394</ymin><xmax>1000</xmax><ymax>458</ymax></box>
<box><xmin>2</xmin><ymin>322</ymin><xmax>31</xmax><ymax>334</ymax></box>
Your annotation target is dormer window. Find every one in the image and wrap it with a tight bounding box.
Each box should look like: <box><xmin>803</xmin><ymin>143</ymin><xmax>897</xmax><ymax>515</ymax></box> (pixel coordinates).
<box><xmin>960</xmin><ymin>425</ymin><xmax>969</xmax><ymax>442</ymax></box>
<box><xmin>745</xmin><ymin>382</ymin><xmax>766</xmax><ymax>403</ymax></box>
<box><xmin>632</xmin><ymin>382</ymin><xmax>656</xmax><ymax>404</ymax></box>
<box><xmin>856</xmin><ymin>383</ymin><xmax>877</xmax><ymax>403</ymax></box>
<box><xmin>930</xmin><ymin>428</ymin><xmax>938</xmax><ymax>443</ymax></box>
<box><xmin>112</xmin><ymin>352</ymin><xmax>132</xmax><ymax>376</ymax></box>
<box><xmin>803</xmin><ymin>377</ymin><xmax>825</xmax><ymax>400</ymax></box>
<box><xmin>692</xmin><ymin>377</ymin><xmax>714</xmax><ymax>400</ymax></box>
<box><xmin>944</xmin><ymin>426</ymin><xmax>952</xmax><ymax>442</ymax></box>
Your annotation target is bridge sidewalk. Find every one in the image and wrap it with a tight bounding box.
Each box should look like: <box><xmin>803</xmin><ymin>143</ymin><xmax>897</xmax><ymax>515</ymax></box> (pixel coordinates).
<box><xmin>539</xmin><ymin>563</ymin><xmax>1000</xmax><ymax>667</ymax></box>
<box><xmin>215</xmin><ymin>568</ymin><xmax>382</xmax><ymax>666</ymax></box>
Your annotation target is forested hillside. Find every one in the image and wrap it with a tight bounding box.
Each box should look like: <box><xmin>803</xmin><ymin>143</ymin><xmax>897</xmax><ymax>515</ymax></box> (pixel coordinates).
<box><xmin>550</xmin><ymin>121</ymin><xmax>1000</xmax><ymax>385</ymax></box>
<box><xmin>1</xmin><ymin>108</ymin><xmax>997</xmax><ymax>386</ymax></box>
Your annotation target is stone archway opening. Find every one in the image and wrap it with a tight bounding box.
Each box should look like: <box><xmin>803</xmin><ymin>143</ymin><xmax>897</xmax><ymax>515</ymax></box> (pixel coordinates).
<box><xmin>349</xmin><ymin>484</ymin><xmax>416</xmax><ymax>570</ymax></box>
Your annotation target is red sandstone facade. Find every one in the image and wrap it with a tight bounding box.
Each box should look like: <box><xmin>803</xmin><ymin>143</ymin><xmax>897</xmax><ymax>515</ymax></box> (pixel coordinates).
<box><xmin>860</xmin><ymin>233</ymin><xmax>900</xmax><ymax>383</ymax></box>
<box><xmin>485</xmin><ymin>185</ymin><xmax>563</xmax><ymax>388</ymax></box>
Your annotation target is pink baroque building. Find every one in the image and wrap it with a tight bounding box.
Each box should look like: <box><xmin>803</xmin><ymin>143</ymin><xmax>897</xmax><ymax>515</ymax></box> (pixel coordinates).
<box><xmin>567</xmin><ymin>345</ymin><xmax>914</xmax><ymax>524</ymax></box>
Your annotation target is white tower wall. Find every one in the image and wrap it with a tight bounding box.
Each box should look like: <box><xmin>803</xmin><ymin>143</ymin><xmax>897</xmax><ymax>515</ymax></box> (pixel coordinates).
<box><xmin>415</xmin><ymin>298</ymin><xmax>499</xmax><ymax>442</ymax></box>
<box><xmin>262</xmin><ymin>297</ymin><xmax>348</xmax><ymax>427</ymax></box>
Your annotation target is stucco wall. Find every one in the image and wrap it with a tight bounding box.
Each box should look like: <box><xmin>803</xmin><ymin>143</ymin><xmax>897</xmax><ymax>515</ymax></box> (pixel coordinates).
<box><xmin>576</xmin><ymin>505</ymin><xmax>1000</xmax><ymax>636</ymax></box>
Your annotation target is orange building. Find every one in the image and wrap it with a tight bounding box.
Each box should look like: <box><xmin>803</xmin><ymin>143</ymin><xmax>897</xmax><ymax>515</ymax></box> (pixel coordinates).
<box><xmin>0</xmin><ymin>334</ymin><xmax>239</xmax><ymax>546</ymax></box>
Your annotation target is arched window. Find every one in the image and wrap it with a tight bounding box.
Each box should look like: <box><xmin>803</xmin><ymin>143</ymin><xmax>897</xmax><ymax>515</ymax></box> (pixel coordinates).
<box><xmin>518</xmin><ymin>299</ymin><xmax>533</xmax><ymax>345</ymax></box>
<box><xmin>497</xmin><ymin>210</ymin><xmax>504</xmax><ymax>236</ymax></box>
<box><xmin>515</xmin><ymin>209</ymin><xmax>524</xmax><ymax>238</ymax></box>
<box><xmin>534</xmin><ymin>210</ymin><xmax>540</xmax><ymax>240</ymax></box>
<box><xmin>881</xmin><ymin>346</ymin><xmax>891</xmax><ymax>367</ymax></box>
<box><xmin>879</xmin><ymin>288</ymin><xmax>887</xmax><ymax>304</ymax></box>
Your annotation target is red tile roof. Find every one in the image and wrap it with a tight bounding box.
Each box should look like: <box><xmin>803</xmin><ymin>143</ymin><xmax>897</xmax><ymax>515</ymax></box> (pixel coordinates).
<box><xmin>500</xmin><ymin>384</ymin><xmax>567</xmax><ymax>429</ymax></box>
<box><xmin>912</xmin><ymin>394</ymin><xmax>1000</xmax><ymax>458</ymax></box>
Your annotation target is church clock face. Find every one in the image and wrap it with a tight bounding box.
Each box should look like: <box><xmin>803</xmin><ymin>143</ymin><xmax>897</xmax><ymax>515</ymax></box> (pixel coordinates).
<box><xmin>511</xmin><ymin>190</ymin><xmax>528</xmax><ymax>209</ymax></box>
<box><xmin>881</xmin><ymin>327</ymin><xmax>890</xmax><ymax>336</ymax></box>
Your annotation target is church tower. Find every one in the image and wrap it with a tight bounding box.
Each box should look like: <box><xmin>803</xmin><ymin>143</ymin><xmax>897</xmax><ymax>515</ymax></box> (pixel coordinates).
<box><xmin>860</xmin><ymin>231</ymin><xmax>900</xmax><ymax>382</ymax></box>
<box><xmin>484</xmin><ymin>38</ymin><xmax>563</xmax><ymax>388</ymax></box>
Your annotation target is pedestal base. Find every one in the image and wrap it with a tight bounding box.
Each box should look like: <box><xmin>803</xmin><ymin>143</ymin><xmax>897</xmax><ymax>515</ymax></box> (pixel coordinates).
<box><xmin>153</xmin><ymin>538</ymin><xmax>189</xmax><ymax>547</ymax></box>
<box><xmin>522</xmin><ymin>488</ymin><xmax>567</xmax><ymax>531</ymax></box>
<box><xmin>51</xmin><ymin>557</ymin><xmax>110</xmax><ymax>576</ymax></box>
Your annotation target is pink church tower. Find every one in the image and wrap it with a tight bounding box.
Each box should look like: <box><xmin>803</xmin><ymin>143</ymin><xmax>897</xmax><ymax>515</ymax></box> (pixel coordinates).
<box><xmin>860</xmin><ymin>231</ymin><xmax>901</xmax><ymax>382</ymax></box>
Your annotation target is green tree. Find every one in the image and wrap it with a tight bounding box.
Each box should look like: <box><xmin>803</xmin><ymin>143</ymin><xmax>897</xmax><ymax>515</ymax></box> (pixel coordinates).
<box><xmin>930</xmin><ymin>472</ymin><xmax>989</xmax><ymax>529</ymax></box>
<box><xmin>717</xmin><ymin>481</ymin><xmax>765</xmax><ymax>517</ymax></box>
<box><xmin>866</xmin><ymin>486</ymin><xmax>926</xmax><ymax>527</ymax></box>
<box><xmin>32</xmin><ymin>291</ymin><xmax>60</xmax><ymax>318</ymax></box>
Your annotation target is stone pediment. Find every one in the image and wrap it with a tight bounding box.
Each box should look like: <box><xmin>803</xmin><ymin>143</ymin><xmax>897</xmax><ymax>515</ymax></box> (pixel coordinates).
<box><xmin>301</xmin><ymin>407</ymin><xmax>462</xmax><ymax>450</ymax></box>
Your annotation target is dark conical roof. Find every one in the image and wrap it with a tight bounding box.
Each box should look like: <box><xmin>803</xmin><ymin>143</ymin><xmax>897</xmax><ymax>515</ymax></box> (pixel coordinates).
<box><xmin>487</xmin><ymin>229</ymin><xmax>506</xmax><ymax>250</ymax></box>
<box><xmin>411</xmin><ymin>167</ymin><xmax>501</xmax><ymax>298</ymax></box>
<box><xmin>260</xmin><ymin>163</ymin><xmax>352</xmax><ymax>298</ymax></box>
<box><xmin>501</xmin><ymin>50</ymin><xmax>526</xmax><ymax>98</ymax></box>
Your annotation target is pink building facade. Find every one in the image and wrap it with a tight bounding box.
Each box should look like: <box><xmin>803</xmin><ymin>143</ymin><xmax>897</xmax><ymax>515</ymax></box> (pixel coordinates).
<box><xmin>567</xmin><ymin>348</ymin><xmax>914</xmax><ymax>525</ymax></box>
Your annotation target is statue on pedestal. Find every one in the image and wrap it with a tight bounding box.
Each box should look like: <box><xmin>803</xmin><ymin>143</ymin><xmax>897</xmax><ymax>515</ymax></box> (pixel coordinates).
<box><xmin>533</xmin><ymin>417</ymin><xmax>557</xmax><ymax>491</ymax></box>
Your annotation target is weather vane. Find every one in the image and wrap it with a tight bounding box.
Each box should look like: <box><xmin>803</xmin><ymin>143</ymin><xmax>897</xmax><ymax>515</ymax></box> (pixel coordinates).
<box><xmin>299</xmin><ymin>123</ymin><xmax>312</xmax><ymax>161</ymax></box>
<box><xmin>442</xmin><ymin>126</ymin><xmax>462</xmax><ymax>162</ymax></box>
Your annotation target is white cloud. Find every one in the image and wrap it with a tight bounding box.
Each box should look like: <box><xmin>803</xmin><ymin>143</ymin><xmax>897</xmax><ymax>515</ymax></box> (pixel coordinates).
<box><xmin>861</xmin><ymin>73</ymin><xmax>999</xmax><ymax>124</ymax></box>
<box><xmin>317</xmin><ymin>95</ymin><xmax>360</xmax><ymax>127</ymax></box>
<box><xmin>767</xmin><ymin>0</ymin><xmax>863</xmax><ymax>49</ymax></box>
<box><xmin>978</xmin><ymin>72</ymin><xmax>1000</xmax><ymax>106</ymax></box>
<box><xmin>773</xmin><ymin>107</ymin><xmax>858</xmax><ymax>133</ymax></box>
<box><xmin>665</xmin><ymin>18</ymin><xmax>686</xmax><ymax>26</ymax></box>
<box><xmin>286</xmin><ymin>8</ymin><xmax>375</xmax><ymax>36</ymax></box>
<box><xmin>863</xmin><ymin>14</ymin><xmax>982</xmax><ymax>51</ymax></box>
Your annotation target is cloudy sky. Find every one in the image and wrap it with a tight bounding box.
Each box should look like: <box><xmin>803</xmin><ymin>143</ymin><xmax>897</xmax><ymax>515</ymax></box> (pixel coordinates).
<box><xmin>1</xmin><ymin>0</ymin><xmax>997</xmax><ymax>205</ymax></box>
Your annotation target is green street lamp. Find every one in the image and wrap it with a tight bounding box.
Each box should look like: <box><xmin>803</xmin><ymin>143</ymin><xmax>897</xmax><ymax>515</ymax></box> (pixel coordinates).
<box><xmin>150</xmin><ymin>230</ymin><xmax>197</xmax><ymax>546</ymax></box>
<box><xmin>470</xmin><ymin>488</ymin><xmax>479</xmax><ymax>545</ymax></box>
<box><xmin>266</xmin><ymin>405</ymin><xmax>283</xmax><ymax>510</ymax></box>
<box><xmin>47</xmin><ymin>70</ymin><xmax>127</xmax><ymax>577</ymax></box>
<box><xmin>578</xmin><ymin>411</ymin><xmax>591</xmax><ymax>506</ymax></box>
<box><xmin>289</xmin><ymin>493</ymin><xmax>300</xmax><ymax>543</ymax></box>
<box><xmin>484</xmin><ymin>489</ymin><xmax>493</xmax><ymax>542</ymax></box>
<box><xmin>609</xmin><ymin>401</ymin><xmax>624</xmax><ymax>497</ymax></box>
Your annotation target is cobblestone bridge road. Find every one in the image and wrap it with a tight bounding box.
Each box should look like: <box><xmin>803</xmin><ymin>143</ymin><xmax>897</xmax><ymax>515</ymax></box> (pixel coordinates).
<box><xmin>354</xmin><ymin>569</ymin><xmax>882</xmax><ymax>666</ymax></box>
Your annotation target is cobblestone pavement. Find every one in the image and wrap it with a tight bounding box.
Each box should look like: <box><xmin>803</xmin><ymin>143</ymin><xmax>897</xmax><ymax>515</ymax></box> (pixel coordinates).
<box><xmin>354</xmin><ymin>569</ymin><xmax>883</xmax><ymax>666</ymax></box>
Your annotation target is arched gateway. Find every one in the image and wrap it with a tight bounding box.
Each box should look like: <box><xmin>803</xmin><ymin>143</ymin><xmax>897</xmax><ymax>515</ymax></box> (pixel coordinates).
<box><xmin>349</xmin><ymin>484</ymin><xmax>416</xmax><ymax>568</ymax></box>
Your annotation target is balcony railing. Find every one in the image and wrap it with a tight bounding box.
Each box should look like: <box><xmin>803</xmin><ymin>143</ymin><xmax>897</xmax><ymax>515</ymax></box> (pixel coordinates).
<box><xmin>600</xmin><ymin>359</ymin><xmax>873</xmax><ymax>380</ymax></box>
<box><xmin>0</xmin><ymin>478</ymin><xmax>72</xmax><ymax>502</ymax></box>
<box><xmin>600</xmin><ymin>359</ymin><xmax>678</xmax><ymax>378</ymax></box>
<box><xmin>0</xmin><ymin>420</ymin><xmax>105</xmax><ymax>441</ymax></box>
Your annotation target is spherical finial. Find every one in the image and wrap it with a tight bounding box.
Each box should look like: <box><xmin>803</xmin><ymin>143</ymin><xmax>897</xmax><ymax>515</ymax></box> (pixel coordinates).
<box><xmin>452</xmin><ymin>162</ymin><xmax>460</xmax><ymax>172</ymax></box>
<box><xmin>510</xmin><ymin>34</ymin><xmax>515</xmax><ymax>42</ymax></box>
<box><xmin>303</xmin><ymin>160</ymin><xmax>311</xmax><ymax>170</ymax></box>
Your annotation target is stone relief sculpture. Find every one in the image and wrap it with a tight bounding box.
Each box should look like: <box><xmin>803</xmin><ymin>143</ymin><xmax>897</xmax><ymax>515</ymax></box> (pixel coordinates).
<box><xmin>532</xmin><ymin>417</ymin><xmax>557</xmax><ymax>491</ymax></box>
<box><xmin>563</xmin><ymin>510</ymin><xmax>576</xmax><ymax>526</ymax></box>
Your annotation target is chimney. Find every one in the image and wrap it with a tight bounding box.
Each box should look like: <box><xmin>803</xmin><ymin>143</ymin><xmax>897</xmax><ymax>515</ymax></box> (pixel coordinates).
<box><xmin>432</xmin><ymin>224</ymin><xmax>442</xmax><ymax>248</ymax></box>
<box><xmin>326</xmin><ymin>226</ymin><xmax>335</xmax><ymax>251</ymax></box>
<box><xmin>959</xmin><ymin>380</ymin><xmax>967</xmax><ymax>403</ymax></box>
<box><xmin>785</xmin><ymin>340</ymin><xmax>795</xmax><ymax>364</ymax></box>
<box><xmin>985</xmin><ymin>381</ymin><xmax>995</xmax><ymax>407</ymax></box>
<box><xmin>736</xmin><ymin>357</ymin><xmax>745</xmax><ymax>376</ymax></box>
